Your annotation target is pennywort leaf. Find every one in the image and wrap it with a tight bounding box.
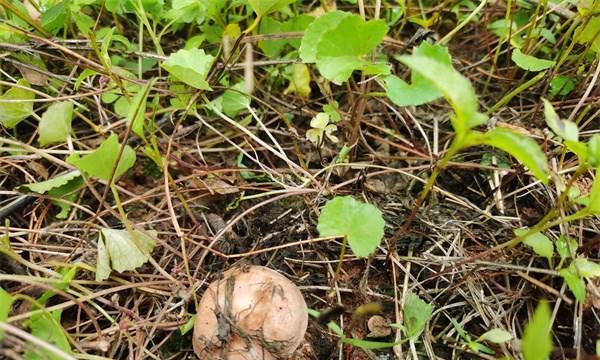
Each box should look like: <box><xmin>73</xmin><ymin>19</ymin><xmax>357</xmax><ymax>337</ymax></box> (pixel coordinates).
<box><xmin>39</xmin><ymin>101</ymin><xmax>74</xmax><ymax>146</ymax></box>
<box><xmin>403</xmin><ymin>292</ymin><xmax>433</xmax><ymax>341</ymax></box>
<box><xmin>67</xmin><ymin>133</ymin><xmax>136</xmax><ymax>181</ymax></box>
<box><xmin>162</xmin><ymin>48</ymin><xmax>214</xmax><ymax>90</ymax></box>
<box><xmin>314</xmin><ymin>15</ymin><xmax>388</xmax><ymax>84</ymax></box>
<box><xmin>521</xmin><ymin>301</ymin><xmax>552</xmax><ymax>360</ymax></box>
<box><xmin>0</xmin><ymin>287</ymin><xmax>13</xmax><ymax>340</ymax></box>
<box><xmin>24</xmin><ymin>311</ymin><xmax>72</xmax><ymax>360</ymax></box>
<box><xmin>96</xmin><ymin>228</ymin><xmax>157</xmax><ymax>281</ymax></box>
<box><xmin>477</xmin><ymin>328</ymin><xmax>513</xmax><ymax>344</ymax></box>
<box><xmin>248</xmin><ymin>0</ymin><xmax>295</xmax><ymax>17</ymax></box>
<box><xmin>127</xmin><ymin>80</ymin><xmax>154</xmax><ymax>139</ymax></box>
<box><xmin>398</xmin><ymin>54</ymin><xmax>487</xmax><ymax>136</ymax></box>
<box><xmin>559</xmin><ymin>267</ymin><xmax>586</xmax><ymax>302</ymax></box>
<box><xmin>317</xmin><ymin>196</ymin><xmax>385</xmax><ymax>257</ymax></box>
<box><xmin>469</xmin><ymin>128</ymin><xmax>549</xmax><ymax>184</ymax></box>
<box><xmin>0</xmin><ymin>79</ymin><xmax>35</xmax><ymax>129</ymax></box>
<box><xmin>385</xmin><ymin>42</ymin><xmax>452</xmax><ymax>107</ymax></box>
<box><xmin>512</xmin><ymin>49</ymin><xmax>555</xmax><ymax>71</ymax></box>
<box><xmin>515</xmin><ymin>228</ymin><xmax>554</xmax><ymax>261</ymax></box>
<box><xmin>300</xmin><ymin>11</ymin><xmax>351</xmax><ymax>63</ymax></box>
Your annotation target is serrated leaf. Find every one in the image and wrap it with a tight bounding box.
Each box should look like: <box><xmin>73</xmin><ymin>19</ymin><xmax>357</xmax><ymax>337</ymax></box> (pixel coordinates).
<box><xmin>542</xmin><ymin>99</ymin><xmax>578</xmax><ymax>142</ymax></box>
<box><xmin>386</xmin><ymin>42</ymin><xmax>452</xmax><ymax>106</ymax></box>
<box><xmin>248</xmin><ymin>0</ymin><xmax>295</xmax><ymax>17</ymax></box>
<box><xmin>0</xmin><ymin>287</ymin><xmax>13</xmax><ymax>340</ymax></box>
<box><xmin>317</xmin><ymin>196</ymin><xmax>385</xmax><ymax>257</ymax></box>
<box><xmin>398</xmin><ymin>54</ymin><xmax>487</xmax><ymax>136</ymax></box>
<box><xmin>0</xmin><ymin>79</ymin><xmax>35</xmax><ymax>129</ymax></box>
<box><xmin>512</xmin><ymin>49</ymin><xmax>555</xmax><ymax>71</ymax></box>
<box><xmin>211</xmin><ymin>82</ymin><xmax>251</xmax><ymax>117</ymax></box>
<box><xmin>18</xmin><ymin>171</ymin><xmax>81</xmax><ymax>194</ymax></box>
<box><xmin>403</xmin><ymin>292</ymin><xmax>433</xmax><ymax>341</ymax></box>
<box><xmin>559</xmin><ymin>267</ymin><xmax>586</xmax><ymax>302</ymax></box>
<box><xmin>556</xmin><ymin>235</ymin><xmax>577</xmax><ymax>261</ymax></box>
<box><xmin>470</xmin><ymin>128</ymin><xmax>549</xmax><ymax>183</ymax></box>
<box><xmin>24</xmin><ymin>311</ymin><xmax>72</xmax><ymax>360</ymax></box>
<box><xmin>522</xmin><ymin>301</ymin><xmax>552</xmax><ymax>360</ymax></box>
<box><xmin>284</xmin><ymin>63</ymin><xmax>311</xmax><ymax>98</ymax></box>
<box><xmin>477</xmin><ymin>328</ymin><xmax>513</xmax><ymax>344</ymax></box>
<box><xmin>162</xmin><ymin>48</ymin><xmax>214</xmax><ymax>90</ymax></box>
<box><xmin>39</xmin><ymin>102</ymin><xmax>74</xmax><ymax>146</ymax></box>
<box><xmin>67</xmin><ymin>133</ymin><xmax>136</xmax><ymax>181</ymax></box>
<box><xmin>96</xmin><ymin>228</ymin><xmax>157</xmax><ymax>281</ymax></box>
<box><xmin>515</xmin><ymin>228</ymin><xmax>554</xmax><ymax>260</ymax></box>
<box><xmin>573</xmin><ymin>258</ymin><xmax>600</xmax><ymax>278</ymax></box>
<box><xmin>314</xmin><ymin>15</ymin><xmax>388</xmax><ymax>84</ymax></box>
<box><xmin>300</xmin><ymin>11</ymin><xmax>351</xmax><ymax>63</ymax></box>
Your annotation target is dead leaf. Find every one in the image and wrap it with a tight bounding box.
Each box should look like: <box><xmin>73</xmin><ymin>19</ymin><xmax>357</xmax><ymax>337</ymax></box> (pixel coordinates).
<box><xmin>367</xmin><ymin>315</ymin><xmax>391</xmax><ymax>338</ymax></box>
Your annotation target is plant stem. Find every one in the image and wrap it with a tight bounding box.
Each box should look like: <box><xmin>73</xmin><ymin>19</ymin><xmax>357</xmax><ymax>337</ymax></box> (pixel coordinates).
<box><xmin>487</xmin><ymin>71</ymin><xmax>547</xmax><ymax>115</ymax></box>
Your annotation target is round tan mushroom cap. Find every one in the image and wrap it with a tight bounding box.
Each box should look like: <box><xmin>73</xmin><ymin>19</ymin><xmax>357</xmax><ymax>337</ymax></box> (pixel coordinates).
<box><xmin>193</xmin><ymin>266</ymin><xmax>308</xmax><ymax>360</ymax></box>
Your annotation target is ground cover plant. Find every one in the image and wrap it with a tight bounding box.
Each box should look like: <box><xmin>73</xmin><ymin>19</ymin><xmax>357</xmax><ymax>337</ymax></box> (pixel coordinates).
<box><xmin>0</xmin><ymin>0</ymin><xmax>599</xmax><ymax>359</ymax></box>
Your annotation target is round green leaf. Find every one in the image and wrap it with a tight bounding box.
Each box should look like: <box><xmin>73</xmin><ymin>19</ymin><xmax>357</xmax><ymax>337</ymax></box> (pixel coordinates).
<box><xmin>317</xmin><ymin>196</ymin><xmax>385</xmax><ymax>257</ymax></box>
<box><xmin>39</xmin><ymin>101</ymin><xmax>74</xmax><ymax>146</ymax></box>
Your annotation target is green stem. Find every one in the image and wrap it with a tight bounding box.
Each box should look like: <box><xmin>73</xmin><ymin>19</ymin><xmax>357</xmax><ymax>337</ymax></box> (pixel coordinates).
<box><xmin>487</xmin><ymin>71</ymin><xmax>546</xmax><ymax>115</ymax></box>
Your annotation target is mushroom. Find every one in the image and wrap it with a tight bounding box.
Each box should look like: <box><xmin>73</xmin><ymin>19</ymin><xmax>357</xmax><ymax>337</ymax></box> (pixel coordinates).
<box><xmin>193</xmin><ymin>265</ymin><xmax>308</xmax><ymax>360</ymax></box>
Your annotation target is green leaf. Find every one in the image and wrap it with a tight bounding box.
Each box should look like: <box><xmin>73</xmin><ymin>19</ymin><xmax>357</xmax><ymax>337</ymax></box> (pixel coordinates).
<box><xmin>259</xmin><ymin>15</ymin><xmax>314</xmax><ymax>57</ymax></box>
<box><xmin>248</xmin><ymin>0</ymin><xmax>295</xmax><ymax>17</ymax></box>
<box><xmin>515</xmin><ymin>228</ymin><xmax>554</xmax><ymax>261</ymax></box>
<box><xmin>39</xmin><ymin>102</ymin><xmax>74</xmax><ymax>146</ymax></box>
<box><xmin>0</xmin><ymin>287</ymin><xmax>13</xmax><ymax>340</ymax></box>
<box><xmin>24</xmin><ymin>311</ymin><xmax>72</xmax><ymax>360</ymax></box>
<box><xmin>522</xmin><ymin>301</ymin><xmax>552</xmax><ymax>360</ymax></box>
<box><xmin>556</xmin><ymin>235</ymin><xmax>577</xmax><ymax>261</ymax></box>
<box><xmin>180</xmin><ymin>314</ymin><xmax>196</xmax><ymax>335</ymax></box>
<box><xmin>41</xmin><ymin>2</ymin><xmax>67</xmax><ymax>34</ymax></box>
<box><xmin>477</xmin><ymin>328</ymin><xmax>513</xmax><ymax>344</ymax></box>
<box><xmin>0</xmin><ymin>79</ymin><xmax>35</xmax><ymax>129</ymax></box>
<box><xmin>542</xmin><ymin>99</ymin><xmax>578</xmax><ymax>142</ymax></box>
<box><xmin>300</xmin><ymin>11</ymin><xmax>351</xmax><ymax>63</ymax></box>
<box><xmin>284</xmin><ymin>63</ymin><xmax>311</xmax><ymax>98</ymax></box>
<box><xmin>512</xmin><ymin>49</ymin><xmax>555</xmax><ymax>71</ymax></box>
<box><xmin>67</xmin><ymin>133</ymin><xmax>136</xmax><ymax>181</ymax></box>
<box><xmin>587</xmin><ymin>135</ymin><xmax>600</xmax><ymax>168</ymax></box>
<box><xmin>398</xmin><ymin>54</ymin><xmax>487</xmax><ymax>135</ymax></box>
<box><xmin>576</xmin><ymin>16</ymin><xmax>600</xmax><ymax>53</ymax></box>
<box><xmin>588</xmin><ymin>167</ymin><xmax>600</xmax><ymax>214</ymax></box>
<box><xmin>96</xmin><ymin>228</ymin><xmax>157</xmax><ymax>281</ymax></box>
<box><xmin>127</xmin><ymin>80</ymin><xmax>153</xmax><ymax>139</ymax></box>
<box><xmin>314</xmin><ymin>15</ymin><xmax>388</xmax><ymax>84</ymax></box>
<box><xmin>403</xmin><ymin>292</ymin><xmax>433</xmax><ymax>341</ymax></box>
<box><xmin>210</xmin><ymin>82</ymin><xmax>251</xmax><ymax>117</ymax></box>
<box><xmin>341</xmin><ymin>337</ymin><xmax>399</xmax><ymax>349</ymax></box>
<box><xmin>549</xmin><ymin>75</ymin><xmax>576</xmax><ymax>97</ymax></box>
<box><xmin>573</xmin><ymin>258</ymin><xmax>600</xmax><ymax>278</ymax></box>
<box><xmin>385</xmin><ymin>42</ymin><xmax>452</xmax><ymax>106</ymax></box>
<box><xmin>18</xmin><ymin>171</ymin><xmax>81</xmax><ymax>194</ymax></box>
<box><xmin>162</xmin><ymin>48</ymin><xmax>214</xmax><ymax>90</ymax></box>
<box><xmin>559</xmin><ymin>267</ymin><xmax>586</xmax><ymax>302</ymax></box>
<box><xmin>49</xmin><ymin>175</ymin><xmax>85</xmax><ymax>219</ymax></box>
<box><xmin>470</xmin><ymin>128</ymin><xmax>549</xmax><ymax>183</ymax></box>
<box><xmin>317</xmin><ymin>196</ymin><xmax>385</xmax><ymax>257</ymax></box>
